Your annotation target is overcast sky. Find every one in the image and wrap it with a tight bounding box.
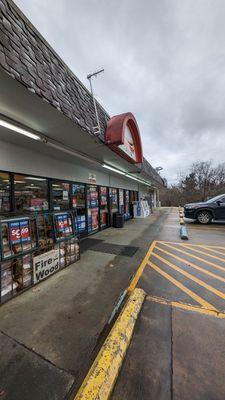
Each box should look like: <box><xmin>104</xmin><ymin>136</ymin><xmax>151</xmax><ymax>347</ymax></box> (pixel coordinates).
<box><xmin>14</xmin><ymin>0</ymin><xmax>225</xmax><ymax>184</ymax></box>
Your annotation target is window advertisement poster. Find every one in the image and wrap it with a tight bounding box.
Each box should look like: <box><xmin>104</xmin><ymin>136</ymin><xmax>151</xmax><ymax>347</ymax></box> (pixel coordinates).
<box><xmin>100</xmin><ymin>187</ymin><xmax>107</xmax><ymax>205</ymax></box>
<box><xmin>100</xmin><ymin>211</ymin><xmax>107</xmax><ymax>227</ymax></box>
<box><xmin>76</xmin><ymin>215</ymin><xmax>86</xmax><ymax>232</ymax></box>
<box><xmin>33</xmin><ymin>249</ymin><xmax>60</xmax><ymax>284</ymax></box>
<box><xmin>72</xmin><ymin>184</ymin><xmax>86</xmax><ymax>208</ymax></box>
<box><xmin>55</xmin><ymin>213</ymin><xmax>73</xmax><ymax>238</ymax></box>
<box><xmin>10</xmin><ymin>219</ymin><xmax>31</xmax><ymax>245</ymax></box>
<box><xmin>63</xmin><ymin>190</ymin><xmax>69</xmax><ymax>201</ymax></box>
<box><xmin>90</xmin><ymin>188</ymin><xmax>98</xmax><ymax>208</ymax></box>
<box><xmin>91</xmin><ymin>208</ymin><xmax>99</xmax><ymax>231</ymax></box>
<box><xmin>112</xmin><ymin>188</ymin><xmax>118</xmax><ymax>205</ymax></box>
<box><xmin>119</xmin><ymin>189</ymin><xmax>124</xmax><ymax>206</ymax></box>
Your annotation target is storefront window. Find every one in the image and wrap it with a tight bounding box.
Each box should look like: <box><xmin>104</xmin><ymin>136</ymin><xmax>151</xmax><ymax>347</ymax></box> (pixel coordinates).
<box><xmin>52</xmin><ymin>181</ymin><xmax>70</xmax><ymax>211</ymax></box>
<box><xmin>14</xmin><ymin>174</ymin><xmax>48</xmax><ymax>211</ymax></box>
<box><xmin>0</xmin><ymin>172</ymin><xmax>10</xmax><ymax>212</ymax></box>
<box><xmin>71</xmin><ymin>184</ymin><xmax>86</xmax><ymax>233</ymax></box>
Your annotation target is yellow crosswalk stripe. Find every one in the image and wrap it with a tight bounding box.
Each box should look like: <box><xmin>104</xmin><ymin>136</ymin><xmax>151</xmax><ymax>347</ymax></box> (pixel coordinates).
<box><xmin>148</xmin><ymin>261</ymin><xmax>217</xmax><ymax>310</ymax></box>
<box><xmin>146</xmin><ymin>295</ymin><xmax>225</xmax><ymax>318</ymax></box>
<box><xmin>161</xmin><ymin>241</ymin><xmax>225</xmax><ymax>250</ymax></box>
<box><xmin>178</xmin><ymin>243</ymin><xmax>225</xmax><ymax>264</ymax></box>
<box><xmin>151</xmin><ymin>252</ymin><xmax>225</xmax><ymax>301</ymax></box>
<box><xmin>154</xmin><ymin>245</ymin><xmax>225</xmax><ymax>283</ymax></box>
<box><xmin>203</xmin><ymin>247</ymin><xmax>225</xmax><ymax>257</ymax></box>
<box><xmin>160</xmin><ymin>242</ymin><xmax>225</xmax><ymax>272</ymax></box>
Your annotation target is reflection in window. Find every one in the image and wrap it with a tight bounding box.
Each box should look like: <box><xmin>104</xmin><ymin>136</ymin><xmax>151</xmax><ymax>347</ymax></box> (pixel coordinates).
<box><xmin>52</xmin><ymin>181</ymin><xmax>70</xmax><ymax>211</ymax></box>
<box><xmin>0</xmin><ymin>172</ymin><xmax>10</xmax><ymax>212</ymax></box>
<box><xmin>14</xmin><ymin>174</ymin><xmax>48</xmax><ymax>211</ymax></box>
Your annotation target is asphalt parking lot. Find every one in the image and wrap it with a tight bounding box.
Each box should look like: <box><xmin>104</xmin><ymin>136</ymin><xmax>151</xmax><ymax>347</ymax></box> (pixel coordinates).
<box><xmin>1</xmin><ymin>207</ymin><xmax>225</xmax><ymax>400</ymax></box>
<box><xmin>112</xmin><ymin>209</ymin><xmax>225</xmax><ymax>400</ymax></box>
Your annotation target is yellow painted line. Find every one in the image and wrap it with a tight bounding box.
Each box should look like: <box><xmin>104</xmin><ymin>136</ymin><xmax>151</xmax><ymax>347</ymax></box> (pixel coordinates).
<box><xmin>161</xmin><ymin>241</ymin><xmax>225</xmax><ymax>250</ymax></box>
<box><xmin>146</xmin><ymin>295</ymin><xmax>225</xmax><ymax>318</ymax></box>
<box><xmin>179</xmin><ymin>244</ymin><xmax>225</xmax><ymax>263</ymax></box>
<box><xmin>203</xmin><ymin>247</ymin><xmax>225</xmax><ymax>257</ymax></box>
<box><xmin>151</xmin><ymin>252</ymin><xmax>225</xmax><ymax>301</ymax></box>
<box><xmin>74</xmin><ymin>288</ymin><xmax>145</xmax><ymax>400</ymax></box>
<box><xmin>148</xmin><ymin>261</ymin><xmax>217</xmax><ymax>310</ymax></box>
<box><xmin>127</xmin><ymin>240</ymin><xmax>156</xmax><ymax>292</ymax></box>
<box><xmin>160</xmin><ymin>242</ymin><xmax>225</xmax><ymax>272</ymax></box>
<box><xmin>154</xmin><ymin>245</ymin><xmax>225</xmax><ymax>283</ymax></box>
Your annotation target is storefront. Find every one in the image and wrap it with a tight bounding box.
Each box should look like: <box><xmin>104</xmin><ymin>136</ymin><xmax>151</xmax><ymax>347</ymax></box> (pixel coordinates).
<box><xmin>0</xmin><ymin>0</ymin><xmax>164</xmax><ymax>304</ymax></box>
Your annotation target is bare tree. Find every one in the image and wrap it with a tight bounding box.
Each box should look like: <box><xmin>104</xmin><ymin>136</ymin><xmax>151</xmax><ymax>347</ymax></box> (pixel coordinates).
<box><xmin>161</xmin><ymin>160</ymin><xmax>225</xmax><ymax>206</ymax></box>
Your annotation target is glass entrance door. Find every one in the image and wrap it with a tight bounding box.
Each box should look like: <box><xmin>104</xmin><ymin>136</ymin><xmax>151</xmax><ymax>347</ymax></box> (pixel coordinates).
<box><xmin>124</xmin><ymin>190</ymin><xmax>131</xmax><ymax>220</ymax></box>
<box><xmin>109</xmin><ymin>188</ymin><xmax>118</xmax><ymax>226</ymax></box>
<box><xmin>99</xmin><ymin>186</ymin><xmax>109</xmax><ymax>229</ymax></box>
<box><xmin>87</xmin><ymin>185</ymin><xmax>99</xmax><ymax>234</ymax></box>
<box><xmin>71</xmin><ymin>183</ymin><xmax>87</xmax><ymax>235</ymax></box>
<box><xmin>118</xmin><ymin>189</ymin><xmax>124</xmax><ymax>214</ymax></box>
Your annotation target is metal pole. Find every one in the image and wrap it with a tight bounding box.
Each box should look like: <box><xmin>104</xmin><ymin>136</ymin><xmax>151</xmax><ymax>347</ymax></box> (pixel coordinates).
<box><xmin>87</xmin><ymin>69</ymin><xmax>104</xmax><ymax>136</ymax></box>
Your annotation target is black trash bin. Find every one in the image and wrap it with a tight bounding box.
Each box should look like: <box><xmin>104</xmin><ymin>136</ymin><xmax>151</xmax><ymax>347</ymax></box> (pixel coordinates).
<box><xmin>112</xmin><ymin>213</ymin><xmax>124</xmax><ymax>228</ymax></box>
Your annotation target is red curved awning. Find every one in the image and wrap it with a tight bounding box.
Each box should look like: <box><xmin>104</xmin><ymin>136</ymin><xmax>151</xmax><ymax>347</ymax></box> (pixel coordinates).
<box><xmin>105</xmin><ymin>112</ymin><xmax>143</xmax><ymax>164</ymax></box>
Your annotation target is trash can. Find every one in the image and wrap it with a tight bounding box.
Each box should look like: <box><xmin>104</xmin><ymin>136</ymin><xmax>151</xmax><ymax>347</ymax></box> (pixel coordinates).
<box><xmin>112</xmin><ymin>213</ymin><xmax>124</xmax><ymax>228</ymax></box>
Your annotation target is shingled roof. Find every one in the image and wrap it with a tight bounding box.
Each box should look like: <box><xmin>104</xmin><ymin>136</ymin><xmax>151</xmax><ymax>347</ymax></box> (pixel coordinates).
<box><xmin>0</xmin><ymin>0</ymin><xmax>164</xmax><ymax>186</ymax></box>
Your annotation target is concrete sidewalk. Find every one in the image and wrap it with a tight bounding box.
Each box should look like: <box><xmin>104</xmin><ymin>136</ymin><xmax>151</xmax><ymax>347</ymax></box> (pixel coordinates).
<box><xmin>0</xmin><ymin>208</ymin><xmax>169</xmax><ymax>400</ymax></box>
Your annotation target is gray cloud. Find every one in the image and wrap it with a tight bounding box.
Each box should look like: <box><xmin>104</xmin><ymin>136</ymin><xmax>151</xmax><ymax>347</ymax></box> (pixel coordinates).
<box><xmin>14</xmin><ymin>0</ymin><xmax>225</xmax><ymax>184</ymax></box>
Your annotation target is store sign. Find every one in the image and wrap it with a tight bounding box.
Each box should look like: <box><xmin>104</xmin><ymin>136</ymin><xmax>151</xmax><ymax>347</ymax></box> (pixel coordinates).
<box><xmin>118</xmin><ymin>126</ymin><xmax>136</xmax><ymax>161</ymax></box>
<box><xmin>10</xmin><ymin>219</ymin><xmax>30</xmax><ymax>244</ymax></box>
<box><xmin>63</xmin><ymin>190</ymin><xmax>68</xmax><ymax>200</ymax></box>
<box><xmin>88</xmin><ymin>173</ymin><xmax>97</xmax><ymax>184</ymax></box>
<box><xmin>105</xmin><ymin>112</ymin><xmax>143</xmax><ymax>164</ymax></box>
<box><xmin>33</xmin><ymin>249</ymin><xmax>59</xmax><ymax>284</ymax></box>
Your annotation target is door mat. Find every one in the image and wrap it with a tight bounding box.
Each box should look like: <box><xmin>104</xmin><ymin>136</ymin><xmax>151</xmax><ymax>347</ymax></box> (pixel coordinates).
<box><xmin>80</xmin><ymin>238</ymin><xmax>105</xmax><ymax>254</ymax></box>
<box><xmin>89</xmin><ymin>242</ymin><xmax>139</xmax><ymax>257</ymax></box>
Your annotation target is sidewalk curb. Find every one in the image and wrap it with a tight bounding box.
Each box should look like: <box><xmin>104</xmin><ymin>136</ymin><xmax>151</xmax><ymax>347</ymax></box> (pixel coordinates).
<box><xmin>74</xmin><ymin>288</ymin><xmax>146</xmax><ymax>400</ymax></box>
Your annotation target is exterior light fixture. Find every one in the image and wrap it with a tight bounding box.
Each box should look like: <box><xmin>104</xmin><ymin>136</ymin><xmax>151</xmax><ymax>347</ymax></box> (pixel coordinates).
<box><xmin>25</xmin><ymin>177</ymin><xmax>46</xmax><ymax>181</ymax></box>
<box><xmin>102</xmin><ymin>164</ymin><xmax>152</xmax><ymax>187</ymax></box>
<box><xmin>102</xmin><ymin>164</ymin><xmax>126</xmax><ymax>176</ymax></box>
<box><xmin>0</xmin><ymin>118</ymin><xmax>41</xmax><ymax>141</ymax></box>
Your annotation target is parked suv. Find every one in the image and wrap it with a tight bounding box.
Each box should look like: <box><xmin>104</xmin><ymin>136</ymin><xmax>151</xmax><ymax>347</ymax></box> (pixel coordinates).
<box><xmin>184</xmin><ymin>194</ymin><xmax>225</xmax><ymax>224</ymax></box>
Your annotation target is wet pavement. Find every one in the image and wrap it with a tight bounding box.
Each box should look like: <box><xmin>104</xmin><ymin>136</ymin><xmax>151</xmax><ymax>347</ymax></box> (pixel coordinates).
<box><xmin>1</xmin><ymin>207</ymin><xmax>225</xmax><ymax>399</ymax></box>
<box><xmin>0</xmin><ymin>208</ymin><xmax>168</xmax><ymax>400</ymax></box>
<box><xmin>112</xmin><ymin>208</ymin><xmax>225</xmax><ymax>400</ymax></box>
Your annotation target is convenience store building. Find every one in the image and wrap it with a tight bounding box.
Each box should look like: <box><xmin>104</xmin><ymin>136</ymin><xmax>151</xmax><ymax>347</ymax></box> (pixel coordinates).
<box><xmin>0</xmin><ymin>0</ymin><xmax>164</xmax><ymax>303</ymax></box>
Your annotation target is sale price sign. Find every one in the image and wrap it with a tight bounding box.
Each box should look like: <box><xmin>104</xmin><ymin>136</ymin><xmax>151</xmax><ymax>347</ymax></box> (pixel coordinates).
<box><xmin>10</xmin><ymin>220</ymin><xmax>31</xmax><ymax>245</ymax></box>
<box><xmin>55</xmin><ymin>214</ymin><xmax>72</xmax><ymax>236</ymax></box>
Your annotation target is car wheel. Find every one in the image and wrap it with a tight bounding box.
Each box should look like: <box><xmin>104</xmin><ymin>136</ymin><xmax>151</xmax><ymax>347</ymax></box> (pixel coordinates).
<box><xmin>196</xmin><ymin>210</ymin><xmax>212</xmax><ymax>224</ymax></box>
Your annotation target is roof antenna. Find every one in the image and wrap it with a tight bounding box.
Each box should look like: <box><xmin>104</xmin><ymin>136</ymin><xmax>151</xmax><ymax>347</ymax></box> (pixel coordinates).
<box><xmin>87</xmin><ymin>68</ymin><xmax>104</xmax><ymax>137</ymax></box>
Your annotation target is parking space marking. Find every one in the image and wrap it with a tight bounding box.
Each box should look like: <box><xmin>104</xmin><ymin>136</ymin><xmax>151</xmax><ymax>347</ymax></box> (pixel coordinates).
<box><xmin>203</xmin><ymin>247</ymin><xmax>225</xmax><ymax>257</ymax></box>
<box><xmin>127</xmin><ymin>240</ymin><xmax>225</xmax><ymax>313</ymax></box>
<box><xmin>162</xmin><ymin>242</ymin><xmax>225</xmax><ymax>250</ymax></box>
<box><xmin>161</xmin><ymin>242</ymin><xmax>225</xmax><ymax>272</ymax></box>
<box><xmin>146</xmin><ymin>295</ymin><xmax>225</xmax><ymax>318</ymax></box>
<box><xmin>148</xmin><ymin>261</ymin><xmax>217</xmax><ymax>310</ymax></box>
<box><xmin>154</xmin><ymin>245</ymin><xmax>225</xmax><ymax>283</ymax></box>
<box><xmin>177</xmin><ymin>243</ymin><xmax>225</xmax><ymax>264</ymax></box>
<box><xmin>149</xmin><ymin>253</ymin><xmax>225</xmax><ymax>301</ymax></box>
<box><xmin>127</xmin><ymin>240</ymin><xmax>156</xmax><ymax>292</ymax></box>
